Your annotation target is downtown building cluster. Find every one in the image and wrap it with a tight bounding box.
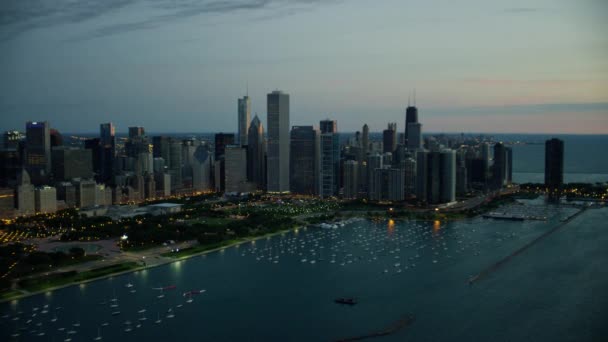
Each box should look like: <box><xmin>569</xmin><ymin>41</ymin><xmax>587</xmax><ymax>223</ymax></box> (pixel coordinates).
<box><xmin>0</xmin><ymin>90</ymin><xmax>541</xmax><ymax>218</ymax></box>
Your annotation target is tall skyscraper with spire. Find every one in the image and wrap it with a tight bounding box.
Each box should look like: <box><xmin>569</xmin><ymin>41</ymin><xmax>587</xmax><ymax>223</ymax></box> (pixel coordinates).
<box><xmin>238</xmin><ymin>95</ymin><xmax>251</xmax><ymax>147</ymax></box>
<box><xmin>405</xmin><ymin>93</ymin><xmax>421</xmax><ymax>149</ymax></box>
<box><xmin>267</xmin><ymin>91</ymin><xmax>290</xmax><ymax>193</ymax></box>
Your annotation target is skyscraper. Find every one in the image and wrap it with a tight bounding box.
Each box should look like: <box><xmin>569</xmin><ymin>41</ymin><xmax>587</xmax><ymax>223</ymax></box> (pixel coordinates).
<box><xmin>35</xmin><ymin>186</ymin><xmax>57</xmax><ymax>214</ymax></box>
<box><xmin>319</xmin><ymin>119</ymin><xmax>340</xmax><ymax>198</ymax></box>
<box><xmin>405</xmin><ymin>104</ymin><xmax>418</xmax><ymax>146</ymax></box>
<box><xmin>267</xmin><ymin>90</ymin><xmax>290</xmax><ymax>193</ymax></box>
<box><xmin>128</xmin><ymin>126</ymin><xmax>145</xmax><ymax>139</ymax></box>
<box><xmin>343</xmin><ymin>160</ymin><xmax>359</xmax><ymax>199</ymax></box>
<box><xmin>383</xmin><ymin>123</ymin><xmax>397</xmax><ymax>153</ymax></box>
<box><xmin>224</xmin><ymin>145</ymin><xmax>248</xmax><ymax>193</ymax></box>
<box><xmin>320</xmin><ymin>119</ymin><xmax>337</xmax><ymax>134</ymax></box>
<box><xmin>214</xmin><ymin>133</ymin><xmax>235</xmax><ymax>160</ymax></box>
<box><xmin>290</xmin><ymin>126</ymin><xmax>319</xmax><ymax>195</ymax></box>
<box><xmin>99</xmin><ymin>123</ymin><xmax>116</xmax><ymax>183</ymax></box>
<box><xmin>362</xmin><ymin>124</ymin><xmax>369</xmax><ymax>157</ymax></box>
<box><xmin>247</xmin><ymin>115</ymin><xmax>265</xmax><ymax>190</ymax></box>
<box><xmin>168</xmin><ymin>139</ymin><xmax>183</xmax><ymax>190</ymax></box>
<box><xmin>545</xmin><ymin>138</ymin><xmax>564</xmax><ymax>191</ymax></box>
<box><xmin>15</xmin><ymin>169</ymin><xmax>35</xmax><ymax>215</ymax></box>
<box><xmin>406</xmin><ymin>122</ymin><xmax>422</xmax><ymax>150</ymax></box>
<box><xmin>51</xmin><ymin>147</ymin><xmax>93</xmax><ymax>181</ymax></box>
<box><xmin>238</xmin><ymin>95</ymin><xmax>251</xmax><ymax>147</ymax></box>
<box><xmin>415</xmin><ymin>150</ymin><xmax>456</xmax><ymax>204</ymax></box>
<box><xmin>25</xmin><ymin>121</ymin><xmax>51</xmax><ymax>183</ymax></box>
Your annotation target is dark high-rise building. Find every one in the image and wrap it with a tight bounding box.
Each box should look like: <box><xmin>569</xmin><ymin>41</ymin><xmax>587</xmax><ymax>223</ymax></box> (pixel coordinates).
<box><xmin>468</xmin><ymin>158</ymin><xmax>488</xmax><ymax>189</ymax></box>
<box><xmin>290</xmin><ymin>126</ymin><xmax>319</xmax><ymax>195</ymax></box>
<box><xmin>169</xmin><ymin>139</ymin><xmax>183</xmax><ymax>190</ymax></box>
<box><xmin>370</xmin><ymin>167</ymin><xmax>405</xmax><ymax>202</ymax></box>
<box><xmin>247</xmin><ymin>116</ymin><xmax>265</xmax><ymax>190</ymax></box>
<box><xmin>50</xmin><ymin>129</ymin><xmax>63</xmax><ymax>147</ymax></box>
<box><xmin>416</xmin><ymin>150</ymin><xmax>456</xmax><ymax>204</ymax></box>
<box><xmin>51</xmin><ymin>147</ymin><xmax>93</xmax><ymax>181</ymax></box>
<box><xmin>405</xmin><ymin>105</ymin><xmax>418</xmax><ymax>146</ymax></box>
<box><xmin>320</xmin><ymin>127</ymin><xmax>340</xmax><ymax>198</ymax></box>
<box><xmin>545</xmin><ymin>138</ymin><xmax>564</xmax><ymax>190</ymax></box>
<box><xmin>267</xmin><ymin>90</ymin><xmax>290</xmax><ymax>193</ymax></box>
<box><xmin>84</xmin><ymin>138</ymin><xmax>102</xmax><ymax>180</ymax></box>
<box><xmin>343</xmin><ymin>160</ymin><xmax>359</xmax><ymax>199</ymax></box>
<box><xmin>153</xmin><ymin>136</ymin><xmax>171</xmax><ymax>161</ymax></box>
<box><xmin>25</xmin><ymin>121</ymin><xmax>51</xmax><ymax>184</ymax></box>
<box><xmin>214</xmin><ymin>133</ymin><xmax>235</xmax><ymax>160</ymax></box>
<box><xmin>383</xmin><ymin>123</ymin><xmax>397</xmax><ymax>153</ymax></box>
<box><xmin>99</xmin><ymin>123</ymin><xmax>116</xmax><ymax>183</ymax></box>
<box><xmin>128</xmin><ymin>126</ymin><xmax>145</xmax><ymax>139</ymax></box>
<box><xmin>320</xmin><ymin>119</ymin><xmax>337</xmax><ymax>134</ymax></box>
<box><xmin>0</xmin><ymin>149</ymin><xmax>21</xmax><ymax>186</ymax></box>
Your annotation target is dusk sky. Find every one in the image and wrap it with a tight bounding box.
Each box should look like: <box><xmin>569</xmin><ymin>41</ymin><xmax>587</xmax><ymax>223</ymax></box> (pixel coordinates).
<box><xmin>1</xmin><ymin>0</ymin><xmax>607</xmax><ymax>134</ymax></box>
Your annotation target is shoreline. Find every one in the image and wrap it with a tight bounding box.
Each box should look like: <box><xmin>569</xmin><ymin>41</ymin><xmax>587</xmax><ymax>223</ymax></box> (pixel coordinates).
<box><xmin>0</xmin><ymin>210</ymin><xmax>505</xmax><ymax>304</ymax></box>
<box><xmin>0</xmin><ymin>221</ymin><xmax>319</xmax><ymax>304</ymax></box>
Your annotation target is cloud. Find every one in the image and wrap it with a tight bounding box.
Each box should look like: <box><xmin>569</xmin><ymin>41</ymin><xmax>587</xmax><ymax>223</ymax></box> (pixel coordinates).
<box><xmin>0</xmin><ymin>0</ymin><xmax>336</xmax><ymax>41</ymax></box>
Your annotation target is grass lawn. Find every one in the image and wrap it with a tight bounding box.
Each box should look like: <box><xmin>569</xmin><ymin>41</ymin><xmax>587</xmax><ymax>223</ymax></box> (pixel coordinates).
<box><xmin>161</xmin><ymin>240</ymin><xmax>240</xmax><ymax>258</ymax></box>
<box><xmin>18</xmin><ymin>262</ymin><xmax>140</xmax><ymax>292</ymax></box>
<box><xmin>0</xmin><ymin>289</ymin><xmax>25</xmax><ymax>301</ymax></box>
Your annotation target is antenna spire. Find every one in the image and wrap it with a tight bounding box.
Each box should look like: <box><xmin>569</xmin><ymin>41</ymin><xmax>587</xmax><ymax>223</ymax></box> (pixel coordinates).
<box><xmin>414</xmin><ymin>88</ymin><xmax>416</xmax><ymax>106</ymax></box>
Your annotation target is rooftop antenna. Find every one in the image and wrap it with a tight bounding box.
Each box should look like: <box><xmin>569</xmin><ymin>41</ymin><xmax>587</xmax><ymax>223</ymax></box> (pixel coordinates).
<box><xmin>408</xmin><ymin>93</ymin><xmax>411</xmax><ymax>107</ymax></box>
<box><xmin>414</xmin><ymin>88</ymin><xmax>417</xmax><ymax>106</ymax></box>
<box><xmin>246</xmin><ymin>82</ymin><xmax>249</xmax><ymax>97</ymax></box>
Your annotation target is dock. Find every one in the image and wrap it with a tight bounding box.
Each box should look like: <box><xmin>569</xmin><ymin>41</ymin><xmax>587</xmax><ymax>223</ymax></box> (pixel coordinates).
<box><xmin>469</xmin><ymin>207</ymin><xmax>586</xmax><ymax>285</ymax></box>
<box><xmin>334</xmin><ymin>315</ymin><xmax>415</xmax><ymax>342</ymax></box>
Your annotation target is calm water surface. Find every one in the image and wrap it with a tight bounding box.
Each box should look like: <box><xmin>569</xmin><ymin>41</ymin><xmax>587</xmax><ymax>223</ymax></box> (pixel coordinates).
<box><xmin>1</xmin><ymin>204</ymin><xmax>607</xmax><ymax>341</ymax></box>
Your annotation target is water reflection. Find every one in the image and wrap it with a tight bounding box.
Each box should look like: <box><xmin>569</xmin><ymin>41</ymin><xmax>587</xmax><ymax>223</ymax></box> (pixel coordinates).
<box><xmin>433</xmin><ymin>220</ymin><xmax>441</xmax><ymax>236</ymax></box>
<box><xmin>387</xmin><ymin>219</ymin><xmax>395</xmax><ymax>236</ymax></box>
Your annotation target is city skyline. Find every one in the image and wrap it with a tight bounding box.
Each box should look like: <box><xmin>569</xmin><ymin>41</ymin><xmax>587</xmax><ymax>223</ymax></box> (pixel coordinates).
<box><xmin>1</xmin><ymin>0</ymin><xmax>607</xmax><ymax>134</ymax></box>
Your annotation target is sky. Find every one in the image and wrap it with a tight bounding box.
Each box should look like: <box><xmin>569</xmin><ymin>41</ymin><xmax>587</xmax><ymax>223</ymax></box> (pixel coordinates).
<box><xmin>0</xmin><ymin>0</ymin><xmax>607</xmax><ymax>134</ymax></box>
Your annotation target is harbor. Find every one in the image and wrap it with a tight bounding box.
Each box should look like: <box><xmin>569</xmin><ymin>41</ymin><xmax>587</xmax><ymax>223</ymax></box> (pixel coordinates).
<box><xmin>1</xmin><ymin>205</ymin><xmax>606</xmax><ymax>341</ymax></box>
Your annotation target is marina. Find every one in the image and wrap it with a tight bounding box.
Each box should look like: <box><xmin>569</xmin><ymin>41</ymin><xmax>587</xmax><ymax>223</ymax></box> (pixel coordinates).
<box><xmin>0</xmin><ymin>203</ymin><xmax>606</xmax><ymax>341</ymax></box>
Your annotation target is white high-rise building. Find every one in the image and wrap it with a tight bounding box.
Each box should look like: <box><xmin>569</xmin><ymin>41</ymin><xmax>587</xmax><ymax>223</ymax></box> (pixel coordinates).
<box><xmin>238</xmin><ymin>96</ymin><xmax>251</xmax><ymax>147</ymax></box>
<box><xmin>16</xmin><ymin>169</ymin><xmax>35</xmax><ymax>215</ymax></box>
<box><xmin>35</xmin><ymin>186</ymin><xmax>57</xmax><ymax>213</ymax></box>
<box><xmin>266</xmin><ymin>91</ymin><xmax>290</xmax><ymax>193</ymax></box>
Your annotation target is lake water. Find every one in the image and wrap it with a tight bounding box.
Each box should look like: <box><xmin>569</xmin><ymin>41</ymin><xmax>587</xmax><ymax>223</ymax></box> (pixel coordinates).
<box><xmin>500</xmin><ymin>134</ymin><xmax>608</xmax><ymax>184</ymax></box>
<box><xmin>2</xmin><ymin>203</ymin><xmax>607</xmax><ymax>341</ymax></box>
